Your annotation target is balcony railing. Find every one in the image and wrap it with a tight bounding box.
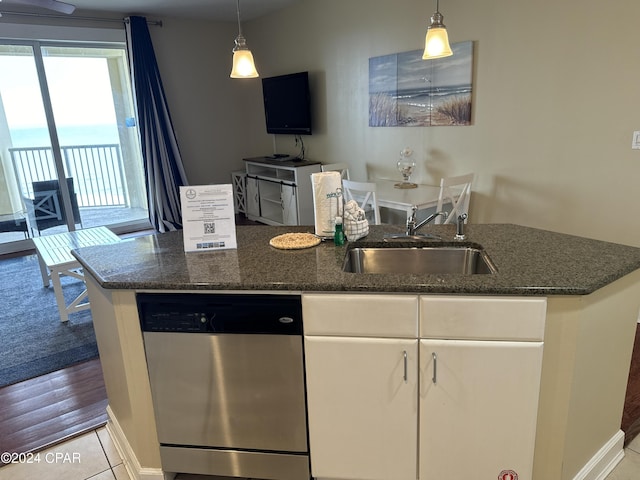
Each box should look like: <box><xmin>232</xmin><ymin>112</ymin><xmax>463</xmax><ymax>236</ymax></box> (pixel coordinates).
<box><xmin>10</xmin><ymin>144</ymin><xmax>129</xmax><ymax>207</ymax></box>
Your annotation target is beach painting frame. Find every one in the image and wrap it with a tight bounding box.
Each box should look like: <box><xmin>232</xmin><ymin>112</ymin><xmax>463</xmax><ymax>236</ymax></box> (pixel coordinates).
<box><xmin>369</xmin><ymin>41</ymin><xmax>473</xmax><ymax>127</ymax></box>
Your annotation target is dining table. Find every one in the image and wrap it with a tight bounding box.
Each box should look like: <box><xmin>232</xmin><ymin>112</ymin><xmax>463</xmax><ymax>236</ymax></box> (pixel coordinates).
<box><xmin>374</xmin><ymin>179</ymin><xmax>445</xmax><ymax>221</ymax></box>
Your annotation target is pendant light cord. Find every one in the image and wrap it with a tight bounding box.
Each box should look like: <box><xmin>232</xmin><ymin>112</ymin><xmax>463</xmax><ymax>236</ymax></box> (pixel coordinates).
<box><xmin>236</xmin><ymin>0</ymin><xmax>243</xmax><ymax>36</ymax></box>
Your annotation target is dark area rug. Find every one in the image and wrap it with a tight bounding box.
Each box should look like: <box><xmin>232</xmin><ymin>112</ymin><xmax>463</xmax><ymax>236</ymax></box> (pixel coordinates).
<box><xmin>0</xmin><ymin>254</ymin><xmax>98</xmax><ymax>388</ymax></box>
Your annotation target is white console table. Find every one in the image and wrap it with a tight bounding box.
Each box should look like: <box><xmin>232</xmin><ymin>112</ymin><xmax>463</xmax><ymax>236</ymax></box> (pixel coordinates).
<box><xmin>243</xmin><ymin>157</ymin><xmax>321</xmax><ymax>226</ymax></box>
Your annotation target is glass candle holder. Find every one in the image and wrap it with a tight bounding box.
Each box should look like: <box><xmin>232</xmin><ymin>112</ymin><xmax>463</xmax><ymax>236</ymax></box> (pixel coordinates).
<box><xmin>395</xmin><ymin>147</ymin><xmax>418</xmax><ymax>189</ymax></box>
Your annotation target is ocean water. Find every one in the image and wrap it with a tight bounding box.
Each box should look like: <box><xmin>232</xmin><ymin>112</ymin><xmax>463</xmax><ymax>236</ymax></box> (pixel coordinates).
<box><xmin>10</xmin><ymin>124</ymin><xmax>120</xmax><ymax>148</ymax></box>
<box><xmin>394</xmin><ymin>83</ymin><xmax>472</xmax><ymax>101</ymax></box>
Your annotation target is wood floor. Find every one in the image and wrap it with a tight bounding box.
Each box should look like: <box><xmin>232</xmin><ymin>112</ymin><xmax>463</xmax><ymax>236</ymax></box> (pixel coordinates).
<box><xmin>0</xmin><ymin>358</ymin><xmax>107</xmax><ymax>463</ymax></box>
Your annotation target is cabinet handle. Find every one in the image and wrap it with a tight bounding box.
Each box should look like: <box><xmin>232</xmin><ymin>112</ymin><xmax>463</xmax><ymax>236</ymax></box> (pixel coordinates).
<box><xmin>432</xmin><ymin>352</ymin><xmax>437</xmax><ymax>384</ymax></box>
<box><xmin>403</xmin><ymin>350</ymin><xmax>408</xmax><ymax>383</ymax></box>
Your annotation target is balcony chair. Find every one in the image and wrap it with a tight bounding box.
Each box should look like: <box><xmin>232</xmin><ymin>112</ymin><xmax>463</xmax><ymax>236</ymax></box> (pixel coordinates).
<box><xmin>0</xmin><ymin>212</ymin><xmax>29</xmax><ymax>239</ymax></box>
<box><xmin>342</xmin><ymin>179</ymin><xmax>381</xmax><ymax>225</ymax></box>
<box><xmin>23</xmin><ymin>178</ymin><xmax>82</xmax><ymax>236</ymax></box>
<box><xmin>321</xmin><ymin>163</ymin><xmax>351</xmax><ymax>180</ymax></box>
<box><xmin>435</xmin><ymin>173</ymin><xmax>474</xmax><ymax>224</ymax></box>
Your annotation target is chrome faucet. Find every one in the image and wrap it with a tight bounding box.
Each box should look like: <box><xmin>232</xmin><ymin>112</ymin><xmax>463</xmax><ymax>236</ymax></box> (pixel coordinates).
<box><xmin>406</xmin><ymin>207</ymin><xmax>448</xmax><ymax>236</ymax></box>
<box><xmin>455</xmin><ymin>213</ymin><xmax>468</xmax><ymax>240</ymax></box>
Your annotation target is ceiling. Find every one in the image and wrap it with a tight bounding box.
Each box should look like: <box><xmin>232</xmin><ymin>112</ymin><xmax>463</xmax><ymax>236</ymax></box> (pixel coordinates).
<box><xmin>0</xmin><ymin>0</ymin><xmax>303</xmax><ymax>22</ymax></box>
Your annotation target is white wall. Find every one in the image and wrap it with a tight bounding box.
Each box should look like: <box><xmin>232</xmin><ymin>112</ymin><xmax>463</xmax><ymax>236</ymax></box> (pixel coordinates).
<box><xmin>147</xmin><ymin>16</ymin><xmax>271</xmax><ymax>185</ymax></box>
<box><xmin>6</xmin><ymin>0</ymin><xmax>639</xmax><ymax>246</ymax></box>
<box><xmin>235</xmin><ymin>0</ymin><xmax>640</xmax><ymax>246</ymax></box>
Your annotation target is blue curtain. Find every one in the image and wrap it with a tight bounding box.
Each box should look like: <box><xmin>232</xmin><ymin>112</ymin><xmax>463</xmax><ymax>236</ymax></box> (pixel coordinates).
<box><xmin>125</xmin><ymin>15</ymin><xmax>188</xmax><ymax>232</ymax></box>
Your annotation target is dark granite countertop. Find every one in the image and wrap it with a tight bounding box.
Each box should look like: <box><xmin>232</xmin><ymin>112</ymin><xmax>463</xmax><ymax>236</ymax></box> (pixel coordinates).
<box><xmin>72</xmin><ymin>224</ymin><xmax>640</xmax><ymax>296</ymax></box>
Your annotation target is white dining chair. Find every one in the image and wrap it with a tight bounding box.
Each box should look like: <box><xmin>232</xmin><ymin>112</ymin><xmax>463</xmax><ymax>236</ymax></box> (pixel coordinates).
<box><xmin>321</xmin><ymin>163</ymin><xmax>351</xmax><ymax>180</ymax></box>
<box><xmin>435</xmin><ymin>173</ymin><xmax>474</xmax><ymax>224</ymax></box>
<box><xmin>342</xmin><ymin>179</ymin><xmax>381</xmax><ymax>225</ymax></box>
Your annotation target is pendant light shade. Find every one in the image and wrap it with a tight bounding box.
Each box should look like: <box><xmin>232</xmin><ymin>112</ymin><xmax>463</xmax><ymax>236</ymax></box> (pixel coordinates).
<box><xmin>230</xmin><ymin>0</ymin><xmax>258</xmax><ymax>78</ymax></box>
<box><xmin>422</xmin><ymin>0</ymin><xmax>453</xmax><ymax>60</ymax></box>
<box><xmin>231</xmin><ymin>35</ymin><xmax>259</xmax><ymax>78</ymax></box>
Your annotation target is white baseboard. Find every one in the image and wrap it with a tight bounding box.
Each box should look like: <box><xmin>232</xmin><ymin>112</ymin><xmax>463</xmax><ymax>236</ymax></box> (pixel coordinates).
<box><xmin>106</xmin><ymin>406</ymin><xmax>166</xmax><ymax>480</ymax></box>
<box><xmin>105</xmin><ymin>407</ymin><xmax>625</xmax><ymax>480</ymax></box>
<box><xmin>572</xmin><ymin>429</ymin><xmax>625</xmax><ymax>480</ymax></box>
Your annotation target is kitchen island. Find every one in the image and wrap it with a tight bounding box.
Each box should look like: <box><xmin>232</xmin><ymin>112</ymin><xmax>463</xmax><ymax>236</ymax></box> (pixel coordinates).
<box><xmin>76</xmin><ymin>223</ymin><xmax>640</xmax><ymax>295</ymax></box>
<box><xmin>74</xmin><ymin>224</ymin><xmax>640</xmax><ymax>480</ymax></box>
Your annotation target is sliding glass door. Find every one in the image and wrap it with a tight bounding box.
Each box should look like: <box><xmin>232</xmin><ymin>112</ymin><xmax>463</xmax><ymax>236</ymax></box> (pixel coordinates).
<box><xmin>0</xmin><ymin>40</ymin><xmax>148</xmax><ymax>253</ymax></box>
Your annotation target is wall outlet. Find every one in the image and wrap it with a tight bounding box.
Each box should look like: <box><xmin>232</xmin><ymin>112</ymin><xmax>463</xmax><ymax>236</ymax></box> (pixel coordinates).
<box><xmin>632</xmin><ymin>131</ymin><xmax>640</xmax><ymax>150</ymax></box>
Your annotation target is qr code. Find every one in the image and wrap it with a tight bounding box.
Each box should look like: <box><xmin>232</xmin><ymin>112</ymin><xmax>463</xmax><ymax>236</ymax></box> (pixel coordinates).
<box><xmin>204</xmin><ymin>222</ymin><xmax>215</xmax><ymax>234</ymax></box>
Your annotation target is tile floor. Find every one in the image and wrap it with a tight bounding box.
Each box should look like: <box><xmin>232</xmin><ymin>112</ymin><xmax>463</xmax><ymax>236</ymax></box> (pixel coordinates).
<box><xmin>0</xmin><ymin>427</ymin><xmax>128</xmax><ymax>480</ymax></box>
<box><xmin>606</xmin><ymin>434</ymin><xmax>640</xmax><ymax>479</ymax></box>
<box><xmin>0</xmin><ymin>428</ymin><xmax>639</xmax><ymax>479</ymax></box>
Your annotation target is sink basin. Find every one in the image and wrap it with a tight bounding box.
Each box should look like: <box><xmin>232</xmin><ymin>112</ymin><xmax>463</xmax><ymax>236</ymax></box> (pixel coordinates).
<box><xmin>342</xmin><ymin>246</ymin><xmax>497</xmax><ymax>275</ymax></box>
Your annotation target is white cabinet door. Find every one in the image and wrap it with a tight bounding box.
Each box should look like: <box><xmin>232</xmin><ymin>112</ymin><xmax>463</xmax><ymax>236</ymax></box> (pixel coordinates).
<box><xmin>419</xmin><ymin>339</ymin><xmax>543</xmax><ymax>480</ymax></box>
<box><xmin>245</xmin><ymin>176</ymin><xmax>260</xmax><ymax>218</ymax></box>
<box><xmin>305</xmin><ymin>336</ymin><xmax>418</xmax><ymax>480</ymax></box>
<box><xmin>281</xmin><ymin>183</ymin><xmax>298</xmax><ymax>225</ymax></box>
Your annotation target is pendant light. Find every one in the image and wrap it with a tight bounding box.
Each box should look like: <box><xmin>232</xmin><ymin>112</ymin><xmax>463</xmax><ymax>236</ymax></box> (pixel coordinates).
<box><xmin>230</xmin><ymin>0</ymin><xmax>259</xmax><ymax>78</ymax></box>
<box><xmin>422</xmin><ymin>0</ymin><xmax>453</xmax><ymax>60</ymax></box>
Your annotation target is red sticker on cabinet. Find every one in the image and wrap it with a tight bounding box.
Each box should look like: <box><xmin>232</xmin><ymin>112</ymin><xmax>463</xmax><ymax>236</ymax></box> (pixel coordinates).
<box><xmin>498</xmin><ymin>471</ymin><xmax>518</xmax><ymax>480</ymax></box>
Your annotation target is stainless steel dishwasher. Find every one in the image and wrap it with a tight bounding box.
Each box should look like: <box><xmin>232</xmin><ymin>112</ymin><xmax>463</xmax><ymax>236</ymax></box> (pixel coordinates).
<box><xmin>137</xmin><ymin>293</ymin><xmax>310</xmax><ymax>480</ymax></box>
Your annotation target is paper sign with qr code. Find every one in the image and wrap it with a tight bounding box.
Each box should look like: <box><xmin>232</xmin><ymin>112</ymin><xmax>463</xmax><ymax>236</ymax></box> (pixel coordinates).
<box><xmin>180</xmin><ymin>184</ymin><xmax>237</xmax><ymax>252</ymax></box>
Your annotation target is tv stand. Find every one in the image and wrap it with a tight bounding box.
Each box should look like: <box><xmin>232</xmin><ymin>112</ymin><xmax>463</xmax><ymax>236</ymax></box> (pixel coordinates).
<box><xmin>264</xmin><ymin>153</ymin><xmax>295</xmax><ymax>161</ymax></box>
<box><xmin>242</xmin><ymin>157</ymin><xmax>321</xmax><ymax>225</ymax></box>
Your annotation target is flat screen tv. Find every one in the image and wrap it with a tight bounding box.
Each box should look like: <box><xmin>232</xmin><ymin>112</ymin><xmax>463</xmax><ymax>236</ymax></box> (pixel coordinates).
<box><xmin>262</xmin><ymin>72</ymin><xmax>312</xmax><ymax>135</ymax></box>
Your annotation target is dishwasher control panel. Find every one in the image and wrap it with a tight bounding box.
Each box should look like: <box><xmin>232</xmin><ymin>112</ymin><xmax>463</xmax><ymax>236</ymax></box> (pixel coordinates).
<box><xmin>137</xmin><ymin>293</ymin><xmax>303</xmax><ymax>335</ymax></box>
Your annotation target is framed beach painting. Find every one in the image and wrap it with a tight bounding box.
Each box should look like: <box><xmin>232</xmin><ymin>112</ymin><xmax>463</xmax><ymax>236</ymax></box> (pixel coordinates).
<box><xmin>369</xmin><ymin>41</ymin><xmax>473</xmax><ymax>127</ymax></box>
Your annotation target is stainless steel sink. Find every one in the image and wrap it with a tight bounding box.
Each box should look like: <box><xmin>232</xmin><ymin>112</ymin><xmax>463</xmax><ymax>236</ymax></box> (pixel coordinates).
<box><xmin>342</xmin><ymin>246</ymin><xmax>497</xmax><ymax>275</ymax></box>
